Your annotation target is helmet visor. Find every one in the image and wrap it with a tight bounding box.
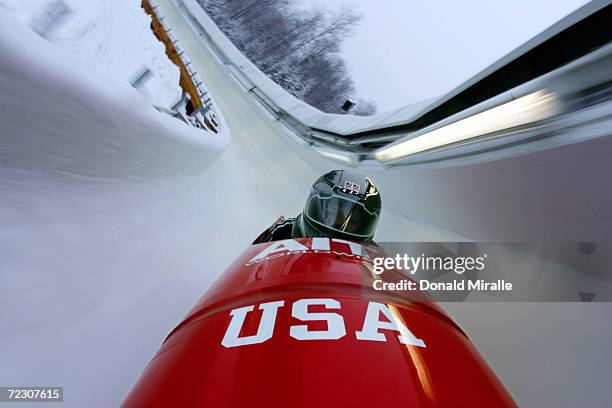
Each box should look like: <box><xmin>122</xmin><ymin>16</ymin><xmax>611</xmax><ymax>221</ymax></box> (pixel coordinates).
<box><xmin>305</xmin><ymin>195</ymin><xmax>378</xmax><ymax>239</ymax></box>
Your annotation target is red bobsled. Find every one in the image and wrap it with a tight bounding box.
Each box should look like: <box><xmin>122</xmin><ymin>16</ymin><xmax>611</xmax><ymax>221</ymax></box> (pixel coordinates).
<box><xmin>122</xmin><ymin>237</ymin><xmax>516</xmax><ymax>407</ymax></box>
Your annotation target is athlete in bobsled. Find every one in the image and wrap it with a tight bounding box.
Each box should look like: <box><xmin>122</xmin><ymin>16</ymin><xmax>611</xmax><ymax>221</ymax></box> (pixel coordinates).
<box><xmin>253</xmin><ymin>169</ymin><xmax>381</xmax><ymax>244</ymax></box>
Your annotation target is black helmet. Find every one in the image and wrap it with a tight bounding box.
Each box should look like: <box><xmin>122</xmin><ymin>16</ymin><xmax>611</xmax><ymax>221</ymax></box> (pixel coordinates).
<box><xmin>298</xmin><ymin>170</ymin><xmax>381</xmax><ymax>242</ymax></box>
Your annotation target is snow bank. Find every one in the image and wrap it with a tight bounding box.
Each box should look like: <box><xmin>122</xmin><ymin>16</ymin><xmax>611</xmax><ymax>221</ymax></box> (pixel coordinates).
<box><xmin>1</xmin><ymin>0</ymin><xmax>181</xmax><ymax>109</ymax></box>
<box><xmin>0</xmin><ymin>8</ymin><xmax>229</xmax><ymax>179</ymax></box>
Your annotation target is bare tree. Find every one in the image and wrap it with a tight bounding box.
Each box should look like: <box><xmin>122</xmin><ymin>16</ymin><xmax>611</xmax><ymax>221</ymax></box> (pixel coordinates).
<box><xmin>267</xmin><ymin>7</ymin><xmax>360</xmax><ymax>67</ymax></box>
<box><xmin>198</xmin><ymin>0</ymin><xmax>377</xmax><ymax>115</ymax></box>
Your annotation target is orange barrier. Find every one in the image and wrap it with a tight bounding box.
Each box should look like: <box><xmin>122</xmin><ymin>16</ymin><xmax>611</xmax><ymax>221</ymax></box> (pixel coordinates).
<box><xmin>142</xmin><ymin>0</ymin><xmax>203</xmax><ymax>110</ymax></box>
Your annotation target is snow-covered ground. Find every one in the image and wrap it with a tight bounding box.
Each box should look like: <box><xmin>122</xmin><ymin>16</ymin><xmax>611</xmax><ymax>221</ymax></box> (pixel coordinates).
<box><xmin>0</xmin><ymin>6</ymin><xmax>231</xmax><ymax>406</ymax></box>
<box><xmin>1</xmin><ymin>0</ymin><xmax>182</xmax><ymax>109</ymax></box>
<box><xmin>0</xmin><ymin>3</ymin><xmax>462</xmax><ymax>406</ymax></box>
<box><xmin>1</xmin><ymin>0</ymin><xmax>611</xmax><ymax>407</ymax></box>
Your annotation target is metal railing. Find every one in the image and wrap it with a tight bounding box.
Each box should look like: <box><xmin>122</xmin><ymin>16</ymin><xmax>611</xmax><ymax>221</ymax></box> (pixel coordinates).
<box><xmin>147</xmin><ymin>0</ymin><xmax>221</xmax><ymax>133</ymax></box>
<box><xmin>174</xmin><ymin>0</ymin><xmax>612</xmax><ymax>166</ymax></box>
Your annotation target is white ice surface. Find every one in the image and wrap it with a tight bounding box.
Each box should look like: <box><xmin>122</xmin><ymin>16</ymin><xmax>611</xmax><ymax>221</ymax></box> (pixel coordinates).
<box><xmin>0</xmin><ymin>9</ymin><xmax>231</xmax><ymax>407</ymax></box>
<box><xmin>1</xmin><ymin>0</ymin><xmax>182</xmax><ymax>109</ymax></box>
<box><xmin>0</xmin><ymin>2</ymin><xmax>611</xmax><ymax>408</ymax></box>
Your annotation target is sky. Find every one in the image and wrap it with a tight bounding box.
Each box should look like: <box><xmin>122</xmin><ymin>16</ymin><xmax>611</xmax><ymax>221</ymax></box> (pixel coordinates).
<box><xmin>301</xmin><ymin>0</ymin><xmax>589</xmax><ymax>112</ymax></box>
<box><xmin>2</xmin><ymin>2</ymin><xmax>611</xmax><ymax>407</ymax></box>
